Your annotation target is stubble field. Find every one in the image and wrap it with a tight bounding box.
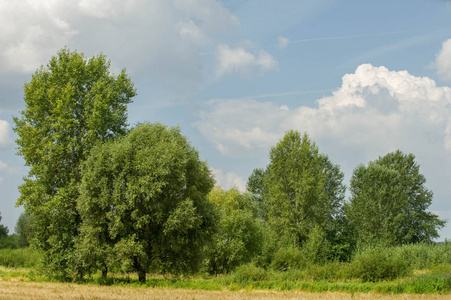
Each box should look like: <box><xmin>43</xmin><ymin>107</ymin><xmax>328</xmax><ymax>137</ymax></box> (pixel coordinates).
<box><xmin>0</xmin><ymin>280</ymin><xmax>450</xmax><ymax>300</ymax></box>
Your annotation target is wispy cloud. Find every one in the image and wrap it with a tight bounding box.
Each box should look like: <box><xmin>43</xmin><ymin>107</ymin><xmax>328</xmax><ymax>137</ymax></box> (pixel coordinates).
<box><xmin>288</xmin><ymin>28</ymin><xmax>430</xmax><ymax>45</ymax></box>
<box><xmin>215</xmin><ymin>44</ymin><xmax>278</xmax><ymax>78</ymax></box>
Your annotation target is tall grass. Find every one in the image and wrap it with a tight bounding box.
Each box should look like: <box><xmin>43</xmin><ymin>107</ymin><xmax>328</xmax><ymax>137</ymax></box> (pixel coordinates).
<box><xmin>381</xmin><ymin>242</ymin><xmax>451</xmax><ymax>269</ymax></box>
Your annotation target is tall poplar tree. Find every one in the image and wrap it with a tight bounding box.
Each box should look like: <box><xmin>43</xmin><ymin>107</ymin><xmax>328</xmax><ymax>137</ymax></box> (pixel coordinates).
<box><xmin>347</xmin><ymin>150</ymin><xmax>446</xmax><ymax>246</ymax></box>
<box><xmin>265</xmin><ymin>131</ymin><xmax>345</xmax><ymax>249</ymax></box>
<box><xmin>13</xmin><ymin>48</ymin><xmax>136</xmax><ymax>279</ymax></box>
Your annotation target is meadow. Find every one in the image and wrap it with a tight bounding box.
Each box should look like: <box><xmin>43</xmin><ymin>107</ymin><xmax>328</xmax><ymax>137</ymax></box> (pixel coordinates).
<box><xmin>0</xmin><ymin>242</ymin><xmax>449</xmax><ymax>298</ymax></box>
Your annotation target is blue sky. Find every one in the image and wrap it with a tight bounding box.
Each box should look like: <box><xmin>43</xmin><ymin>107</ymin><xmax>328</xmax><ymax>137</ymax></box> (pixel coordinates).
<box><xmin>0</xmin><ymin>0</ymin><xmax>451</xmax><ymax>240</ymax></box>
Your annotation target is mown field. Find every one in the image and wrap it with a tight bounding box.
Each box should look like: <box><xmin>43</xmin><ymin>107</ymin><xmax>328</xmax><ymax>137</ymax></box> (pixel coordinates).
<box><xmin>2</xmin><ymin>280</ymin><xmax>451</xmax><ymax>300</ymax></box>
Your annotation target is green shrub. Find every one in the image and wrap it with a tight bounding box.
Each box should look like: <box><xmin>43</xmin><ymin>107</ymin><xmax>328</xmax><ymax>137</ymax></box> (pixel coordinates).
<box><xmin>232</xmin><ymin>263</ymin><xmax>269</xmax><ymax>283</ymax></box>
<box><xmin>0</xmin><ymin>247</ymin><xmax>41</xmax><ymax>268</ymax></box>
<box><xmin>351</xmin><ymin>248</ymin><xmax>410</xmax><ymax>282</ymax></box>
<box><xmin>307</xmin><ymin>261</ymin><xmax>353</xmax><ymax>281</ymax></box>
<box><xmin>270</xmin><ymin>246</ymin><xmax>307</xmax><ymax>271</ymax></box>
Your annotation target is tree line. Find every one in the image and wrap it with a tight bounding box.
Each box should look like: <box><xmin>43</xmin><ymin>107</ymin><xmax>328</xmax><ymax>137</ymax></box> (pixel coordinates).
<box><xmin>5</xmin><ymin>48</ymin><xmax>445</xmax><ymax>282</ymax></box>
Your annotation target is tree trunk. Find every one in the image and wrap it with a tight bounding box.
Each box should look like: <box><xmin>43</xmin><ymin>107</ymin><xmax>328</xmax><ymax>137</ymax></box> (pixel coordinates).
<box><xmin>134</xmin><ymin>256</ymin><xmax>146</xmax><ymax>283</ymax></box>
<box><xmin>102</xmin><ymin>265</ymin><xmax>108</xmax><ymax>278</ymax></box>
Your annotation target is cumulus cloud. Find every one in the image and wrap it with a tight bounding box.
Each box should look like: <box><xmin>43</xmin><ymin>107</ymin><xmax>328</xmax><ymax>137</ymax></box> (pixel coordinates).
<box><xmin>210</xmin><ymin>168</ymin><xmax>246</xmax><ymax>192</ymax></box>
<box><xmin>0</xmin><ymin>120</ymin><xmax>12</xmax><ymax>148</ymax></box>
<box><xmin>198</xmin><ymin>64</ymin><xmax>451</xmax><ymax>163</ymax></box>
<box><xmin>0</xmin><ymin>0</ymin><xmax>78</xmax><ymax>73</ymax></box>
<box><xmin>215</xmin><ymin>44</ymin><xmax>278</xmax><ymax>78</ymax></box>
<box><xmin>0</xmin><ymin>0</ymin><xmax>240</xmax><ymax>94</ymax></box>
<box><xmin>278</xmin><ymin>36</ymin><xmax>290</xmax><ymax>49</ymax></box>
<box><xmin>434</xmin><ymin>38</ymin><xmax>451</xmax><ymax>82</ymax></box>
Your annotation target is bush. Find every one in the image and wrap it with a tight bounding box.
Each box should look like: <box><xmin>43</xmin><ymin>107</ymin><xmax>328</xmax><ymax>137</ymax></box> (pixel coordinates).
<box><xmin>232</xmin><ymin>263</ymin><xmax>269</xmax><ymax>283</ymax></box>
<box><xmin>0</xmin><ymin>247</ymin><xmax>41</xmax><ymax>268</ymax></box>
<box><xmin>351</xmin><ymin>248</ymin><xmax>410</xmax><ymax>281</ymax></box>
<box><xmin>270</xmin><ymin>246</ymin><xmax>307</xmax><ymax>271</ymax></box>
<box><xmin>307</xmin><ymin>261</ymin><xmax>353</xmax><ymax>281</ymax></box>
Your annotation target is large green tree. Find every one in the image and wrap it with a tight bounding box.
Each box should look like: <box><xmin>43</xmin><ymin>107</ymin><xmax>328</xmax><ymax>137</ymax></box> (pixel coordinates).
<box><xmin>347</xmin><ymin>150</ymin><xmax>446</xmax><ymax>247</ymax></box>
<box><xmin>264</xmin><ymin>130</ymin><xmax>346</xmax><ymax>250</ymax></box>
<box><xmin>77</xmin><ymin>123</ymin><xmax>216</xmax><ymax>282</ymax></box>
<box><xmin>13</xmin><ymin>48</ymin><xmax>136</xmax><ymax>278</ymax></box>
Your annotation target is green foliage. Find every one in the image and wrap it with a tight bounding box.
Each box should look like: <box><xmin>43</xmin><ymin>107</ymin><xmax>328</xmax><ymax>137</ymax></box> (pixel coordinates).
<box><xmin>270</xmin><ymin>246</ymin><xmax>306</xmax><ymax>271</ymax></box>
<box><xmin>13</xmin><ymin>48</ymin><xmax>136</xmax><ymax>279</ymax></box>
<box><xmin>351</xmin><ymin>247</ymin><xmax>411</xmax><ymax>282</ymax></box>
<box><xmin>347</xmin><ymin>150</ymin><xmax>446</xmax><ymax>247</ymax></box>
<box><xmin>232</xmin><ymin>263</ymin><xmax>269</xmax><ymax>283</ymax></box>
<box><xmin>77</xmin><ymin>122</ymin><xmax>216</xmax><ymax>282</ymax></box>
<box><xmin>15</xmin><ymin>212</ymin><xmax>36</xmax><ymax>248</ymax></box>
<box><xmin>0</xmin><ymin>248</ymin><xmax>41</xmax><ymax>268</ymax></box>
<box><xmin>264</xmin><ymin>131</ymin><xmax>345</xmax><ymax>249</ymax></box>
<box><xmin>206</xmin><ymin>187</ymin><xmax>263</xmax><ymax>274</ymax></box>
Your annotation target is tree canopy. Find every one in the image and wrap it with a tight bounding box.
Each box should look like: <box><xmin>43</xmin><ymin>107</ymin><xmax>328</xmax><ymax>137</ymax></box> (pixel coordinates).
<box><xmin>77</xmin><ymin>123</ymin><xmax>216</xmax><ymax>282</ymax></box>
<box><xmin>13</xmin><ymin>48</ymin><xmax>136</xmax><ymax>278</ymax></box>
<box><xmin>347</xmin><ymin>150</ymin><xmax>446</xmax><ymax>246</ymax></box>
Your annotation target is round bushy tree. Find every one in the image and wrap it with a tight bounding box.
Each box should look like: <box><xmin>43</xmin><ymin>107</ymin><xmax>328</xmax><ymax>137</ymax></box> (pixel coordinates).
<box><xmin>77</xmin><ymin>123</ymin><xmax>216</xmax><ymax>282</ymax></box>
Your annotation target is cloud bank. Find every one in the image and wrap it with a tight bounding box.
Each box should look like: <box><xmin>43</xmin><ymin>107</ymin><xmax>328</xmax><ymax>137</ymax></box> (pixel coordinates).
<box><xmin>0</xmin><ymin>0</ymin><xmax>240</xmax><ymax>92</ymax></box>
<box><xmin>198</xmin><ymin>64</ymin><xmax>451</xmax><ymax>160</ymax></box>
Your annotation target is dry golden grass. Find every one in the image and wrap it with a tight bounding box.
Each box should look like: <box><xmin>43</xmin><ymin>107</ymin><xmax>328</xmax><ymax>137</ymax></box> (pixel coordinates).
<box><xmin>0</xmin><ymin>280</ymin><xmax>450</xmax><ymax>300</ymax></box>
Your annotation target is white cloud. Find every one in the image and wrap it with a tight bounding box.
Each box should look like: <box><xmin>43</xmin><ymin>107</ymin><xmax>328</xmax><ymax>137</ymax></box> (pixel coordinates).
<box><xmin>177</xmin><ymin>20</ymin><xmax>208</xmax><ymax>45</ymax></box>
<box><xmin>434</xmin><ymin>38</ymin><xmax>451</xmax><ymax>82</ymax></box>
<box><xmin>197</xmin><ymin>99</ymin><xmax>288</xmax><ymax>156</ymax></box>
<box><xmin>0</xmin><ymin>0</ymin><xmax>240</xmax><ymax>93</ymax></box>
<box><xmin>78</xmin><ymin>0</ymin><xmax>135</xmax><ymax>19</ymax></box>
<box><xmin>210</xmin><ymin>168</ymin><xmax>246</xmax><ymax>192</ymax></box>
<box><xmin>199</xmin><ymin>64</ymin><xmax>451</xmax><ymax>160</ymax></box>
<box><xmin>278</xmin><ymin>36</ymin><xmax>290</xmax><ymax>49</ymax></box>
<box><xmin>0</xmin><ymin>120</ymin><xmax>12</xmax><ymax>148</ymax></box>
<box><xmin>0</xmin><ymin>0</ymin><xmax>78</xmax><ymax>73</ymax></box>
<box><xmin>215</xmin><ymin>44</ymin><xmax>278</xmax><ymax>78</ymax></box>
